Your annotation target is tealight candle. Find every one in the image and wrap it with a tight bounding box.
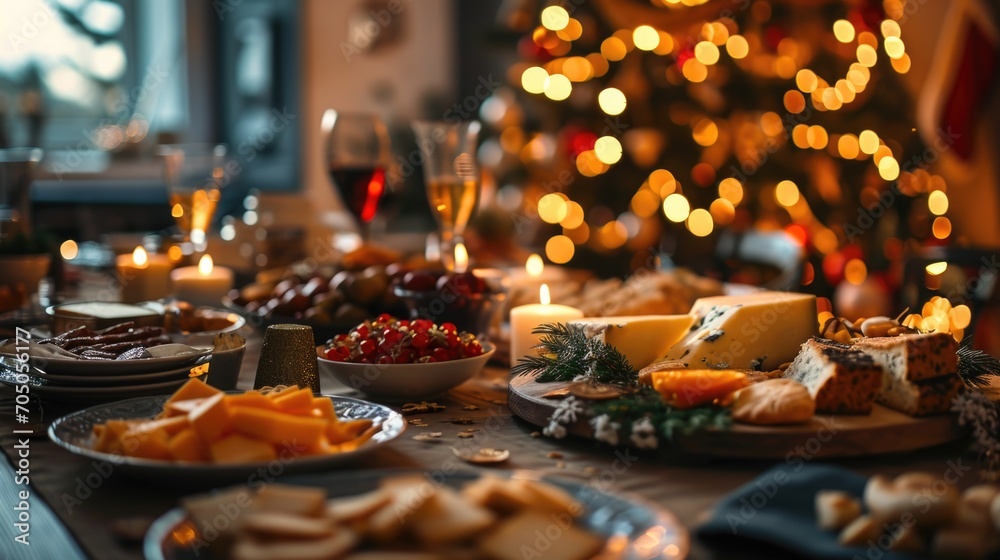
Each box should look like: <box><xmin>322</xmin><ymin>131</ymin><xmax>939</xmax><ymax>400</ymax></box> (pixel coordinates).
<box><xmin>116</xmin><ymin>246</ymin><xmax>172</xmax><ymax>303</ymax></box>
<box><xmin>171</xmin><ymin>254</ymin><xmax>234</xmax><ymax>307</ymax></box>
<box><xmin>509</xmin><ymin>283</ymin><xmax>583</xmax><ymax>365</ymax></box>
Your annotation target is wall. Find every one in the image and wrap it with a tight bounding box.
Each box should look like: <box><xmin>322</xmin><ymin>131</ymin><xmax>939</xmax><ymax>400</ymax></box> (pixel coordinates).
<box><xmin>290</xmin><ymin>0</ymin><xmax>456</xmax><ymax>243</ymax></box>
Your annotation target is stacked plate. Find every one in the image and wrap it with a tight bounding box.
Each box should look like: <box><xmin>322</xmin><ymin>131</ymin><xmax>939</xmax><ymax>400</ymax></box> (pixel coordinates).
<box><xmin>0</xmin><ymin>345</ymin><xmax>211</xmax><ymax>402</ymax></box>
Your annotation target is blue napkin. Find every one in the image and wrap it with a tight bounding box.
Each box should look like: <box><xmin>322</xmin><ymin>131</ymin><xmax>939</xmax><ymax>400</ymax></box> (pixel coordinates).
<box><xmin>697</xmin><ymin>464</ymin><xmax>923</xmax><ymax>560</ymax></box>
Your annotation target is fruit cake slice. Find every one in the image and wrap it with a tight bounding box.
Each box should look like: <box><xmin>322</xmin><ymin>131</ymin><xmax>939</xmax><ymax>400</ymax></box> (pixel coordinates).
<box><xmin>784</xmin><ymin>337</ymin><xmax>883</xmax><ymax>414</ymax></box>
<box><xmin>877</xmin><ymin>373</ymin><xmax>964</xmax><ymax>417</ymax></box>
<box><xmin>851</xmin><ymin>332</ymin><xmax>958</xmax><ymax>382</ymax></box>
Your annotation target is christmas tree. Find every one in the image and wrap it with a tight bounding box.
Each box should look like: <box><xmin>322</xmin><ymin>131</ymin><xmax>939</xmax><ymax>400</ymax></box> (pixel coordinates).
<box><xmin>482</xmin><ymin>0</ymin><xmax>951</xmax><ymax>315</ymax></box>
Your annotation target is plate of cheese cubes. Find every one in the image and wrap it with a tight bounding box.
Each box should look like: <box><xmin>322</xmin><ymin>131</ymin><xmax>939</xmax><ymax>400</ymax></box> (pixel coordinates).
<box><xmin>47</xmin><ymin>378</ymin><xmax>405</xmax><ymax>481</ymax></box>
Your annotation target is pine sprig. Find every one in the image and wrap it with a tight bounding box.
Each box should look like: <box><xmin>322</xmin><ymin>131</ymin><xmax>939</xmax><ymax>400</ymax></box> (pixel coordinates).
<box><xmin>510</xmin><ymin>322</ymin><xmax>637</xmax><ymax>385</ymax></box>
<box><xmin>592</xmin><ymin>386</ymin><xmax>731</xmax><ymax>443</ymax></box>
<box><xmin>957</xmin><ymin>338</ymin><xmax>1000</xmax><ymax>388</ymax></box>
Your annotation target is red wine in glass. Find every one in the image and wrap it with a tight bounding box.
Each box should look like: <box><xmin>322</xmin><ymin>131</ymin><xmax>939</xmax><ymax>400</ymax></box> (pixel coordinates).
<box><xmin>329</xmin><ymin>165</ymin><xmax>385</xmax><ymax>224</ymax></box>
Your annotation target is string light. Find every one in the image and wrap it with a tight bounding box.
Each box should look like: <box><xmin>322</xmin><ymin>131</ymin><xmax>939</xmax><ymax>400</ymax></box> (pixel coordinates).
<box><xmin>928</xmin><ymin>191</ymin><xmax>949</xmax><ymax>215</ymax></box>
<box><xmin>654</xmin><ymin>31</ymin><xmax>675</xmax><ymax>55</ymax></box>
<box><xmin>784</xmin><ymin>90</ymin><xmax>806</xmax><ymax>113</ymax></box>
<box><xmin>859</xmin><ymin>130</ymin><xmax>879</xmax><ymax>154</ymax></box>
<box><xmin>710</xmin><ymin>198</ymin><xmax>736</xmax><ymax>225</ymax></box>
<box><xmin>601</xmin><ymin>37</ymin><xmax>628</xmax><ymax>61</ymax></box>
<box><xmin>545</xmin><ymin>235</ymin><xmax>575</xmax><ymax>263</ymax></box>
<box><xmin>594</xmin><ymin>136</ymin><xmax>623</xmax><ymax>164</ymax></box>
<box><xmin>521</xmin><ymin>67</ymin><xmax>548</xmax><ymax>94</ymax></box>
<box><xmin>682</xmin><ymin>59</ymin><xmax>708</xmax><ymax>82</ymax></box>
<box><xmin>932</xmin><ymin>217</ymin><xmax>952</xmax><ymax>239</ymax></box>
<box><xmin>633</xmin><ymin>25</ymin><xmax>660</xmax><ymax>51</ymax></box>
<box><xmin>631</xmin><ymin>188</ymin><xmax>661</xmax><ymax>218</ymax></box>
<box><xmin>692</xmin><ymin>118</ymin><xmax>719</xmax><ymax>146</ymax></box>
<box><xmin>857</xmin><ymin>44</ymin><xmax>878</xmax><ymax>67</ymax></box>
<box><xmin>718</xmin><ymin>178</ymin><xmax>744</xmax><ymax>205</ymax></box>
<box><xmin>838</xmin><ymin>134</ymin><xmax>860</xmax><ymax>159</ymax></box>
<box><xmin>663</xmin><ymin>193</ymin><xmax>690</xmax><ymax>222</ymax></box>
<box><xmin>543</xmin><ymin>74</ymin><xmax>572</xmax><ymax>100</ymax></box>
<box><xmin>884</xmin><ymin>36</ymin><xmax>905</xmax><ymax>59</ymax></box>
<box><xmin>598</xmin><ymin>88</ymin><xmax>627</xmax><ymax>115</ymax></box>
<box><xmin>796</xmin><ymin>69</ymin><xmax>818</xmax><ymax>92</ymax></box>
<box><xmin>687</xmin><ymin>208</ymin><xmax>714</xmax><ymax>236</ymax></box>
<box><xmin>726</xmin><ymin>35</ymin><xmax>749</xmax><ymax>58</ymax></box>
<box><xmin>694</xmin><ymin>41</ymin><xmax>720</xmax><ymax>65</ymax></box>
<box><xmin>833</xmin><ymin>19</ymin><xmax>855</xmax><ymax>43</ymax></box>
<box><xmin>881</xmin><ymin>20</ymin><xmax>902</xmax><ymax>38</ymax></box>
<box><xmin>540</xmin><ymin>6</ymin><xmax>570</xmax><ymax>31</ymax></box>
<box><xmin>538</xmin><ymin>193</ymin><xmax>569</xmax><ymax>223</ymax></box>
<box><xmin>878</xmin><ymin>156</ymin><xmax>900</xmax><ymax>181</ymax></box>
<box><xmin>649</xmin><ymin>169</ymin><xmax>677</xmax><ymax>197</ymax></box>
<box><xmin>775</xmin><ymin>180</ymin><xmax>800</xmax><ymax>207</ymax></box>
<box><xmin>561</xmin><ymin>201</ymin><xmax>585</xmax><ymax>228</ymax></box>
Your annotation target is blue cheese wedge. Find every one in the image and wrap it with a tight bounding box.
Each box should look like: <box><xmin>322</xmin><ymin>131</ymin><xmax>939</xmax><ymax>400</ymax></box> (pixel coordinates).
<box><xmin>569</xmin><ymin>315</ymin><xmax>693</xmax><ymax>369</ymax></box>
<box><xmin>661</xmin><ymin>291</ymin><xmax>817</xmax><ymax>371</ymax></box>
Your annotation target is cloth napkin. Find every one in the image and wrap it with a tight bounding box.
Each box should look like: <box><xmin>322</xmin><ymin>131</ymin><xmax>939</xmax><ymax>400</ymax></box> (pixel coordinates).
<box><xmin>697</xmin><ymin>464</ymin><xmax>923</xmax><ymax>560</ymax></box>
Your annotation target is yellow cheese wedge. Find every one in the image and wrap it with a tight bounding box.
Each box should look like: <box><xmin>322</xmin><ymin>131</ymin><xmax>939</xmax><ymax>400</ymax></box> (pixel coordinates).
<box><xmin>662</xmin><ymin>291</ymin><xmax>817</xmax><ymax>371</ymax></box>
<box><xmin>568</xmin><ymin>314</ymin><xmax>694</xmax><ymax>369</ymax></box>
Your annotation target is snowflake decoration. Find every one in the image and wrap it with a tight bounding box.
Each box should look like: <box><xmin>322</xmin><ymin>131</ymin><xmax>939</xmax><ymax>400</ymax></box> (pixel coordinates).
<box><xmin>630</xmin><ymin>416</ymin><xmax>658</xmax><ymax>450</ymax></box>
<box><xmin>541</xmin><ymin>396</ymin><xmax>584</xmax><ymax>440</ymax></box>
<box><xmin>590</xmin><ymin>414</ymin><xmax>621</xmax><ymax>446</ymax></box>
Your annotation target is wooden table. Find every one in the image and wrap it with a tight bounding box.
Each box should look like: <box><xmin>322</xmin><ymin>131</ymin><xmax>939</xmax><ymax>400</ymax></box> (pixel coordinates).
<box><xmin>0</xmin><ymin>327</ymin><xmax>982</xmax><ymax>560</ymax></box>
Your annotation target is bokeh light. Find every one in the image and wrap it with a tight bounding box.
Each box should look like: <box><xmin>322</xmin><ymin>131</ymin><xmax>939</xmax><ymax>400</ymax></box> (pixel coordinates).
<box><xmin>560</xmin><ymin>201</ymin><xmax>585</xmax><ymax>228</ymax></box>
<box><xmin>541</xmin><ymin>6</ymin><xmax>570</xmax><ymax>31</ymax></box>
<box><xmin>543</xmin><ymin>74</ymin><xmax>572</xmax><ymax>100</ymax></box>
<box><xmin>687</xmin><ymin>208</ymin><xmax>714</xmax><ymax>237</ymax></box>
<box><xmin>928</xmin><ymin>191</ymin><xmax>949</xmax><ymax>215</ymax></box>
<box><xmin>598</xmin><ymin>88</ymin><xmax>627</xmax><ymax>115</ymax></box>
<box><xmin>521</xmin><ymin>66</ymin><xmax>548</xmax><ymax>94</ymax></box>
<box><xmin>538</xmin><ymin>193</ymin><xmax>569</xmax><ymax>224</ymax></box>
<box><xmin>663</xmin><ymin>193</ymin><xmax>691</xmax><ymax>222</ymax></box>
<box><xmin>718</xmin><ymin>178</ymin><xmax>744</xmax><ymax>205</ymax></box>
<box><xmin>545</xmin><ymin>235</ymin><xmax>575</xmax><ymax>264</ymax></box>
<box><xmin>775</xmin><ymin>180</ymin><xmax>800</xmax><ymax>207</ymax></box>
<box><xmin>833</xmin><ymin>19</ymin><xmax>855</xmax><ymax>43</ymax></box>
<box><xmin>60</xmin><ymin>239</ymin><xmax>78</xmax><ymax>260</ymax></box>
<box><xmin>633</xmin><ymin>25</ymin><xmax>660</xmax><ymax>51</ymax></box>
<box><xmin>726</xmin><ymin>35</ymin><xmax>749</xmax><ymax>59</ymax></box>
<box><xmin>594</xmin><ymin>136</ymin><xmax>623</xmax><ymax>164</ymax></box>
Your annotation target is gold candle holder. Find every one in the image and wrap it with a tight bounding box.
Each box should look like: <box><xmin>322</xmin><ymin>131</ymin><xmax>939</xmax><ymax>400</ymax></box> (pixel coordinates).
<box><xmin>253</xmin><ymin>324</ymin><xmax>320</xmax><ymax>393</ymax></box>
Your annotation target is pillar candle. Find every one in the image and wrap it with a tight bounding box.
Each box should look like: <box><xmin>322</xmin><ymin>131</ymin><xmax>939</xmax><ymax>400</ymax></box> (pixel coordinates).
<box><xmin>171</xmin><ymin>254</ymin><xmax>233</xmax><ymax>307</ymax></box>
<box><xmin>509</xmin><ymin>283</ymin><xmax>583</xmax><ymax>366</ymax></box>
<box><xmin>116</xmin><ymin>246</ymin><xmax>173</xmax><ymax>303</ymax></box>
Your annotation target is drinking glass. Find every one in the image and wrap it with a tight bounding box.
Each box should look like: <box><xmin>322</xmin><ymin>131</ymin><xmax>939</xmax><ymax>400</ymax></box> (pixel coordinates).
<box><xmin>411</xmin><ymin>120</ymin><xmax>481</xmax><ymax>270</ymax></box>
<box><xmin>0</xmin><ymin>147</ymin><xmax>43</xmax><ymax>241</ymax></box>
<box><xmin>157</xmin><ymin>144</ymin><xmax>227</xmax><ymax>253</ymax></box>
<box><xmin>321</xmin><ymin>110</ymin><xmax>391</xmax><ymax>243</ymax></box>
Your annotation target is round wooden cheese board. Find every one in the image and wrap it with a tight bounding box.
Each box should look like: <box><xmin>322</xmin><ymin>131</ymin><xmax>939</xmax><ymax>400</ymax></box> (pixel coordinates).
<box><xmin>508</xmin><ymin>375</ymin><xmax>967</xmax><ymax>459</ymax></box>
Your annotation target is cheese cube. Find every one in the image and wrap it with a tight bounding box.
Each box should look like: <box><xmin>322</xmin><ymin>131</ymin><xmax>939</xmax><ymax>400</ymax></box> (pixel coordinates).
<box><xmin>662</xmin><ymin>291</ymin><xmax>817</xmax><ymax>371</ymax></box>
<box><xmin>568</xmin><ymin>315</ymin><xmax>693</xmax><ymax>369</ymax></box>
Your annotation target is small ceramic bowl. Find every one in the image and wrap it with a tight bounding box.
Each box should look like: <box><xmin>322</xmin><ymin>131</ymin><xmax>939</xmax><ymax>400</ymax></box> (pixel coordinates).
<box><xmin>316</xmin><ymin>342</ymin><xmax>495</xmax><ymax>401</ymax></box>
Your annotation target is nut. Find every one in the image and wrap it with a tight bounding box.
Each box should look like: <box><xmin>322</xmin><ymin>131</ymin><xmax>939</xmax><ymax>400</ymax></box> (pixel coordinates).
<box><xmin>859</xmin><ymin>316</ymin><xmax>899</xmax><ymax>338</ymax></box>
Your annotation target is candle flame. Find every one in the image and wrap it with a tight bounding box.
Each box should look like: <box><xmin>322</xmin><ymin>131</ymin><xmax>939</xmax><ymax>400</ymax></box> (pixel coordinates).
<box><xmin>540</xmin><ymin>283</ymin><xmax>551</xmax><ymax>305</ymax></box>
<box><xmin>455</xmin><ymin>243</ymin><xmax>469</xmax><ymax>274</ymax></box>
<box><xmin>526</xmin><ymin>253</ymin><xmax>544</xmax><ymax>277</ymax></box>
<box><xmin>198</xmin><ymin>254</ymin><xmax>214</xmax><ymax>276</ymax></box>
<box><xmin>132</xmin><ymin>246</ymin><xmax>148</xmax><ymax>268</ymax></box>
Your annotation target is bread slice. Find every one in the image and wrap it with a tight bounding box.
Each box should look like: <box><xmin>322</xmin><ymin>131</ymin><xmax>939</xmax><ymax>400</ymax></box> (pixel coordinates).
<box><xmin>784</xmin><ymin>337</ymin><xmax>883</xmax><ymax>414</ymax></box>
<box><xmin>878</xmin><ymin>373</ymin><xmax>964</xmax><ymax>417</ymax></box>
<box><xmin>852</xmin><ymin>332</ymin><xmax>958</xmax><ymax>382</ymax></box>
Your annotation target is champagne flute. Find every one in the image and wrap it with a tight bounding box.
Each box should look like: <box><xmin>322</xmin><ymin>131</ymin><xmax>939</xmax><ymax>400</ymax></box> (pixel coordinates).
<box><xmin>321</xmin><ymin>110</ymin><xmax>391</xmax><ymax>243</ymax></box>
<box><xmin>157</xmin><ymin>144</ymin><xmax>226</xmax><ymax>253</ymax></box>
<box><xmin>411</xmin><ymin>120</ymin><xmax>481</xmax><ymax>270</ymax></box>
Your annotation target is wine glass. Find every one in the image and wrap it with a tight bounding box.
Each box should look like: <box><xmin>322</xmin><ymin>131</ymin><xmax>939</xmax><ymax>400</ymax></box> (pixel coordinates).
<box><xmin>321</xmin><ymin>110</ymin><xmax>391</xmax><ymax>244</ymax></box>
<box><xmin>157</xmin><ymin>144</ymin><xmax>227</xmax><ymax>253</ymax></box>
<box><xmin>411</xmin><ymin>120</ymin><xmax>481</xmax><ymax>270</ymax></box>
<box><xmin>0</xmin><ymin>147</ymin><xmax>43</xmax><ymax>242</ymax></box>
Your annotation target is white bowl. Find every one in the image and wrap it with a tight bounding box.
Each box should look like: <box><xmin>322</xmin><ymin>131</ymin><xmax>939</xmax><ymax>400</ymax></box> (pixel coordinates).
<box><xmin>316</xmin><ymin>343</ymin><xmax>495</xmax><ymax>401</ymax></box>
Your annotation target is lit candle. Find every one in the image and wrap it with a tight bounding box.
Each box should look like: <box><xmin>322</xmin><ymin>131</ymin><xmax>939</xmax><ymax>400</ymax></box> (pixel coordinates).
<box><xmin>509</xmin><ymin>283</ymin><xmax>583</xmax><ymax>365</ymax></box>
<box><xmin>454</xmin><ymin>243</ymin><xmax>469</xmax><ymax>274</ymax></box>
<box><xmin>116</xmin><ymin>246</ymin><xmax>172</xmax><ymax>303</ymax></box>
<box><xmin>170</xmin><ymin>255</ymin><xmax>234</xmax><ymax>307</ymax></box>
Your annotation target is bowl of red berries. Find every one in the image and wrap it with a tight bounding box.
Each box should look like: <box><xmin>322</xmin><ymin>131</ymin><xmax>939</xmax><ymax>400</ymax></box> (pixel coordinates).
<box><xmin>316</xmin><ymin>314</ymin><xmax>494</xmax><ymax>400</ymax></box>
<box><xmin>392</xmin><ymin>269</ymin><xmax>509</xmax><ymax>340</ymax></box>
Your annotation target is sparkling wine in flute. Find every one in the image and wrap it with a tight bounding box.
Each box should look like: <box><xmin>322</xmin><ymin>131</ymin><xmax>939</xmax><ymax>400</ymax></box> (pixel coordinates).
<box><xmin>329</xmin><ymin>165</ymin><xmax>386</xmax><ymax>224</ymax></box>
<box><xmin>426</xmin><ymin>174</ymin><xmax>479</xmax><ymax>239</ymax></box>
<box><xmin>169</xmin><ymin>187</ymin><xmax>220</xmax><ymax>236</ymax></box>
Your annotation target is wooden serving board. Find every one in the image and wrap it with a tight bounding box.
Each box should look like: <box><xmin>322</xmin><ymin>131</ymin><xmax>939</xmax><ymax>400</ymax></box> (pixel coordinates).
<box><xmin>508</xmin><ymin>375</ymin><xmax>967</xmax><ymax>459</ymax></box>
